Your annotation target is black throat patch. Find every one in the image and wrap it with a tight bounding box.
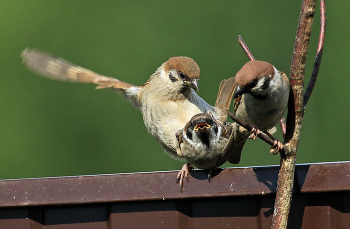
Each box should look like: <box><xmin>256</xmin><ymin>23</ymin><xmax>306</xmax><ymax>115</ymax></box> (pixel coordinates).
<box><xmin>197</xmin><ymin>131</ymin><xmax>211</xmax><ymax>148</ymax></box>
<box><xmin>251</xmin><ymin>93</ymin><xmax>268</xmax><ymax>100</ymax></box>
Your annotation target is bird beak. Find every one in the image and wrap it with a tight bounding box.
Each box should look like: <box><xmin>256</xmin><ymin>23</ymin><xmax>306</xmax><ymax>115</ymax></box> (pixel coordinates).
<box><xmin>194</xmin><ymin>119</ymin><xmax>211</xmax><ymax>133</ymax></box>
<box><xmin>190</xmin><ymin>79</ymin><xmax>199</xmax><ymax>92</ymax></box>
<box><xmin>233</xmin><ymin>85</ymin><xmax>245</xmax><ymax>98</ymax></box>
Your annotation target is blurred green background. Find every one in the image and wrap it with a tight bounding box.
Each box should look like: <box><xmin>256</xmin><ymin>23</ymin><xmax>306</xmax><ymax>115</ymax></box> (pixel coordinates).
<box><xmin>0</xmin><ymin>1</ymin><xmax>348</xmax><ymax>180</ymax></box>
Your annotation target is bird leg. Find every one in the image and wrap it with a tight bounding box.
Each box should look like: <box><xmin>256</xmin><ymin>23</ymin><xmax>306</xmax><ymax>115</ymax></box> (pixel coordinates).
<box><xmin>176</xmin><ymin>163</ymin><xmax>193</xmax><ymax>192</ymax></box>
<box><xmin>249</xmin><ymin>126</ymin><xmax>261</xmax><ymax>141</ymax></box>
<box><xmin>264</xmin><ymin>130</ymin><xmax>284</xmax><ymax>155</ymax></box>
<box><xmin>207</xmin><ymin>167</ymin><xmax>218</xmax><ymax>183</ymax></box>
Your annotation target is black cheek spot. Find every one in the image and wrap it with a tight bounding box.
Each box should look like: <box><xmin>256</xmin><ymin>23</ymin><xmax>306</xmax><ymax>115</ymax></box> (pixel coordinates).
<box><xmin>261</xmin><ymin>76</ymin><xmax>271</xmax><ymax>89</ymax></box>
<box><xmin>186</xmin><ymin>129</ymin><xmax>193</xmax><ymax>140</ymax></box>
<box><xmin>169</xmin><ymin>73</ymin><xmax>178</xmax><ymax>82</ymax></box>
<box><xmin>213</xmin><ymin>125</ymin><xmax>218</xmax><ymax>134</ymax></box>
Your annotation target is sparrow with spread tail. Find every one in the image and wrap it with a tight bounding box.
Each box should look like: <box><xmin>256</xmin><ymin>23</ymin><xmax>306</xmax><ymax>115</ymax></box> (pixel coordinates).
<box><xmin>21</xmin><ymin>48</ymin><xmax>226</xmax><ymax>163</ymax></box>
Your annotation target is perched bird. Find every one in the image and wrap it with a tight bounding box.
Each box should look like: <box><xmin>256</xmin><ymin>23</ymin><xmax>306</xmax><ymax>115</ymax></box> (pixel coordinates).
<box><xmin>228</xmin><ymin>60</ymin><xmax>290</xmax><ymax>163</ymax></box>
<box><xmin>21</xmin><ymin>48</ymin><xmax>226</xmax><ymax>162</ymax></box>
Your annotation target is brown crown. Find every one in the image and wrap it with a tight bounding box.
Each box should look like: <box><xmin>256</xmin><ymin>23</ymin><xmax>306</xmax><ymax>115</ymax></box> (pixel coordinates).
<box><xmin>164</xmin><ymin>57</ymin><xmax>200</xmax><ymax>80</ymax></box>
<box><xmin>235</xmin><ymin>60</ymin><xmax>274</xmax><ymax>87</ymax></box>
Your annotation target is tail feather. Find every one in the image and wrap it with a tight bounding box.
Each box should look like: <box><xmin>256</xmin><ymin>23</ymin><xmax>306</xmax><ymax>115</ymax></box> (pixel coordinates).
<box><xmin>21</xmin><ymin>48</ymin><xmax>136</xmax><ymax>91</ymax></box>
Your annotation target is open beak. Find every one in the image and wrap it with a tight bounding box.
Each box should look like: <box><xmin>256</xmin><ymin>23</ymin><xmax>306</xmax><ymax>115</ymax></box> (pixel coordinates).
<box><xmin>194</xmin><ymin>120</ymin><xmax>211</xmax><ymax>133</ymax></box>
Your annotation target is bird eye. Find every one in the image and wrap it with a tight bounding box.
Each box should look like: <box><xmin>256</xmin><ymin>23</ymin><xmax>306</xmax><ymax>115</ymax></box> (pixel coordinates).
<box><xmin>248</xmin><ymin>80</ymin><xmax>257</xmax><ymax>88</ymax></box>
<box><xmin>179</xmin><ymin>72</ymin><xmax>186</xmax><ymax>80</ymax></box>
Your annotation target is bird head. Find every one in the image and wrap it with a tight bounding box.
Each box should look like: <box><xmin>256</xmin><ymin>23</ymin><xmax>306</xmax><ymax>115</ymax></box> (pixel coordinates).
<box><xmin>184</xmin><ymin>113</ymin><xmax>219</xmax><ymax>148</ymax></box>
<box><xmin>163</xmin><ymin>56</ymin><xmax>200</xmax><ymax>93</ymax></box>
<box><xmin>233</xmin><ymin>60</ymin><xmax>276</xmax><ymax>100</ymax></box>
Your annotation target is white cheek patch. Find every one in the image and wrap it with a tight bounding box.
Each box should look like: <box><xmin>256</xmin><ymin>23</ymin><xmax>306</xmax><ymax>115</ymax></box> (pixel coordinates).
<box><xmin>251</xmin><ymin>78</ymin><xmax>266</xmax><ymax>93</ymax></box>
<box><xmin>160</xmin><ymin>69</ymin><xmax>167</xmax><ymax>79</ymax></box>
<box><xmin>269</xmin><ymin>67</ymin><xmax>281</xmax><ymax>89</ymax></box>
<box><xmin>212</xmin><ymin>125</ymin><xmax>223</xmax><ymax>144</ymax></box>
<box><xmin>257</xmin><ymin>78</ymin><xmax>266</xmax><ymax>90</ymax></box>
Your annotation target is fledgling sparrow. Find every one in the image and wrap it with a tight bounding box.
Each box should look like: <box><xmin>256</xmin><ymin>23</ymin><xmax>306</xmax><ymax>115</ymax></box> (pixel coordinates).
<box><xmin>175</xmin><ymin>77</ymin><xmax>250</xmax><ymax>189</ymax></box>
<box><xmin>21</xmin><ymin>48</ymin><xmax>226</xmax><ymax>162</ymax></box>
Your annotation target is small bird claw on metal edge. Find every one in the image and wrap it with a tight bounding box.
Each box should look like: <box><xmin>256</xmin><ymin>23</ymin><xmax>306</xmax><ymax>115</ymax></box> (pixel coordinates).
<box><xmin>176</xmin><ymin>163</ymin><xmax>193</xmax><ymax>192</ymax></box>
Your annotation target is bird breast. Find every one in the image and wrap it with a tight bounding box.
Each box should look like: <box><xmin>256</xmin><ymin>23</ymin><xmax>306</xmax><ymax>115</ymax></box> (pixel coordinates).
<box><xmin>236</xmin><ymin>81</ymin><xmax>289</xmax><ymax>131</ymax></box>
<box><xmin>139</xmin><ymin>87</ymin><xmax>219</xmax><ymax>156</ymax></box>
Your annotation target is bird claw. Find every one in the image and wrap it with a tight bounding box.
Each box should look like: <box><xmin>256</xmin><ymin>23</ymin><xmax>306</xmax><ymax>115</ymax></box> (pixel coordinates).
<box><xmin>176</xmin><ymin>163</ymin><xmax>193</xmax><ymax>192</ymax></box>
<box><xmin>249</xmin><ymin>126</ymin><xmax>260</xmax><ymax>141</ymax></box>
<box><xmin>270</xmin><ymin>140</ymin><xmax>284</xmax><ymax>155</ymax></box>
<box><xmin>207</xmin><ymin>167</ymin><xmax>217</xmax><ymax>183</ymax></box>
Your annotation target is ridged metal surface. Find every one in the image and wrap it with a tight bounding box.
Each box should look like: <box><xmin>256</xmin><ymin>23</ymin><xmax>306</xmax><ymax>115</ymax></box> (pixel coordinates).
<box><xmin>0</xmin><ymin>162</ymin><xmax>349</xmax><ymax>228</ymax></box>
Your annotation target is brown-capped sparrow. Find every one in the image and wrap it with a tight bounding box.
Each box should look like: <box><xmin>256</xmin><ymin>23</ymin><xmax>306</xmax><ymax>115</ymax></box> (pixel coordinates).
<box><xmin>21</xmin><ymin>48</ymin><xmax>226</xmax><ymax>162</ymax></box>
<box><xmin>228</xmin><ymin>60</ymin><xmax>290</xmax><ymax>163</ymax></box>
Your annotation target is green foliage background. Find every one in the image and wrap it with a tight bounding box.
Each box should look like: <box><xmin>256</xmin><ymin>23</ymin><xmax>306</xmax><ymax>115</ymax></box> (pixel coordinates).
<box><xmin>0</xmin><ymin>1</ymin><xmax>348</xmax><ymax>179</ymax></box>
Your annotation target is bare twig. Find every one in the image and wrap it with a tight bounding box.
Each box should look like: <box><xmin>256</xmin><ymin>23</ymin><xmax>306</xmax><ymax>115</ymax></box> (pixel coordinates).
<box><xmin>227</xmin><ymin>111</ymin><xmax>284</xmax><ymax>152</ymax></box>
<box><xmin>303</xmin><ymin>0</ymin><xmax>327</xmax><ymax>108</ymax></box>
<box><xmin>272</xmin><ymin>0</ymin><xmax>321</xmax><ymax>228</ymax></box>
<box><xmin>238</xmin><ymin>35</ymin><xmax>255</xmax><ymax>61</ymax></box>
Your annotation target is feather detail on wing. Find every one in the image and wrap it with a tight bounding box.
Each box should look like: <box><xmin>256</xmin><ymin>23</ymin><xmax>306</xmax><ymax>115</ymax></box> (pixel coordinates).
<box><xmin>21</xmin><ymin>48</ymin><xmax>138</xmax><ymax>91</ymax></box>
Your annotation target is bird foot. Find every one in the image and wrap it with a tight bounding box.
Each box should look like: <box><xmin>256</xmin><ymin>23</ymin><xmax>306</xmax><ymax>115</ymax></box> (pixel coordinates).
<box><xmin>270</xmin><ymin>140</ymin><xmax>284</xmax><ymax>155</ymax></box>
<box><xmin>176</xmin><ymin>163</ymin><xmax>193</xmax><ymax>192</ymax></box>
<box><xmin>249</xmin><ymin>126</ymin><xmax>260</xmax><ymax>141</ymax></box>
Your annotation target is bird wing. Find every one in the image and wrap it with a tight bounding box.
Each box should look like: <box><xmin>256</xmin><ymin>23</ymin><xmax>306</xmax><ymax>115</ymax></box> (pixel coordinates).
<box><xmin>214</xmin><ymin>77</ymin><xmax>247</xmax><ymax>166</ymax></box>
<box><xmin>227</xmin><ymin>138</ymin><xmax>247</xmax><ymax>164</ymax></box>
<box><xmin>214</xmin><ymin>77</ymin><xmax>237</xmax><ymax>123</ymax></box>
<box><xmin>21</xmin><ymin>48</ymin><xmax>138</xmax><ymax>90</ymax></box>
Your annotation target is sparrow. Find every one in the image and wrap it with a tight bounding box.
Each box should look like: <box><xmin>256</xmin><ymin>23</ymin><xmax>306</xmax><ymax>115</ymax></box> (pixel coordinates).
<box><xmin>228</xmin><ymin>60</ymin><xmax>290</xmax><ymax>163</ymax></box>
<box><xmin>175</xmin><ymin>77</ymin><xmax>250</xmax><ymax>190</ymax></box>
<box><xmin>21</xmin><ymin>48</ymin><xmax>226</xmax><ymax>162</ymax></box>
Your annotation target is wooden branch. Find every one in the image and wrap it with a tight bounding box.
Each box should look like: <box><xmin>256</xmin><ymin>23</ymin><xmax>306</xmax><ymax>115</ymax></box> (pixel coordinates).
<box><xmin>272</xmin><ymin>0</ymin><xmax>318</xmax><ymax>228</ymax></box>
<box><xmin>303</xmin><ymin>0</ymin><xmax>327</xmax><ymax>108</ymax></box>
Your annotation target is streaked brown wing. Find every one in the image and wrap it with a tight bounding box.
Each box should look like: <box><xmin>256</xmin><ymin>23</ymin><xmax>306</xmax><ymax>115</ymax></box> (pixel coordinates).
<box><xmin>233</xmin><ymin>95</ymin><xmax>242</xmax><ymax>115</ymax></box>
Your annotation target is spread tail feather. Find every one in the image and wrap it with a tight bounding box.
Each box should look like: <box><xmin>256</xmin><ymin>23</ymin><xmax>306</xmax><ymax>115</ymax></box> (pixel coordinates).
<box><xmin>21</xmin><ymin>48</ymin><xmax>137</xmax><ymax>91</ymax></box>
